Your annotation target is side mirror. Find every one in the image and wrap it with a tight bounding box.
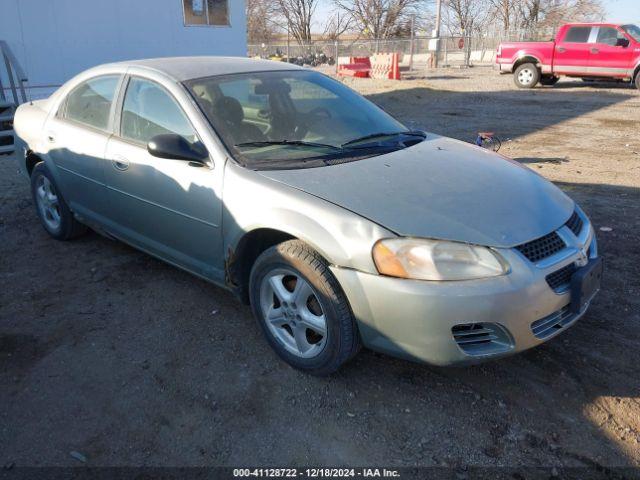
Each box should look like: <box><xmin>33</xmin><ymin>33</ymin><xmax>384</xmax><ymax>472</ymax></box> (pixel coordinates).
<box><xmin>616</xmin><ymin>37</ymin><xmax>630</xmax><ymax>48</ymax></box>
<box><xmin>147</xmin><ymin>134</ymin><xmax>209</xmax><ymax>163</ymax></box>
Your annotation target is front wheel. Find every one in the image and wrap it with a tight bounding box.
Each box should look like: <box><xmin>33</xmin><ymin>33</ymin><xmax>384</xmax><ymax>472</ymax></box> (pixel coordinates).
<box><xmin>249</xmin><ymin>240</ymin><xmax>361</xmax><ymax>375</ymax></box>
<box><xmin>514</xmin><ymin>63</ymin><xmax>540</xmax><ymax>89</ymax></box>
<box><xmin>635</xmin><ymin>72</ymin><xmax>640</xmax><ymax>91</ymax></box>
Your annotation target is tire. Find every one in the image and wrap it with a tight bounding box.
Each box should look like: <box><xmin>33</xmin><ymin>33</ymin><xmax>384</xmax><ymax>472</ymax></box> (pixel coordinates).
<box><xmin>249</xmin><ymin>240</ymin><xmax>361</xmax><ymax>375</ymax></box>
<box><xmin>30</xmin><ymin>162</ymin><xmax>87</xmax><ymax>240</ymax></box>
<box><xmin>635</xmin><ymin>72</ymin><xmax>640</xmax><ymax>91</ymax></box>
<box><xmin>540</xmin><ymin>75</ymin><xmax>559</xmax><ymax>86</ymax></box>
<box><xmin>514</xmin><ymin>63</ymin><xmax>540</xmax><ymax>89</ymax></box>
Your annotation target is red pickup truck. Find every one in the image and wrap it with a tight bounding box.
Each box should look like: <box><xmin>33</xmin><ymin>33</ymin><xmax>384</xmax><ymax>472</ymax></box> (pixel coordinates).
<box><xmin>496</xmin><ymin>23</ymin><xmax>640</xmax><ymax>89</ymax></box>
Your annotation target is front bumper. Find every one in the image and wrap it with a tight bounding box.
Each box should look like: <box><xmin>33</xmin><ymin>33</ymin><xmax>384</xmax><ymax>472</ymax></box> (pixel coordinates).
<box><xmin>331</xmin><ymin>221</ymin><xmax>599</xmax><ymax>366</ymax></box>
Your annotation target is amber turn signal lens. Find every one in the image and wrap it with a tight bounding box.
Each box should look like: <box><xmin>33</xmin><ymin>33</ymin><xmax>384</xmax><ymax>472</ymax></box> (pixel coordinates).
<box><xmin>372</xmin><ymin>241</ymin><xmax>409</xmax><ymax>278</ymax></box>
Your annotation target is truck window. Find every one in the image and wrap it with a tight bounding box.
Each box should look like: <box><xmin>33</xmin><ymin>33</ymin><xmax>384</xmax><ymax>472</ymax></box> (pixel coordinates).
<box><xmin>564</xmin><ymin>27</ymin><xmax>592</xmax><ymax>43</ymax></box>
<box><xmin>597</xmin><ymin>27</ymin><xmax>624</xmax><ymax>46</ymax></box>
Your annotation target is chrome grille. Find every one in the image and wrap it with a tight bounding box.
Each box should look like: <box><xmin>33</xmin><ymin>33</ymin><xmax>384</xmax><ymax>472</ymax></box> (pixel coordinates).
<box><xmin>452</xmin><ymin>323</ymin><xmax>513</xmax><ymax>356</ymax></box>
<box><xmin>531</xmin><ymin>306</ymin><xmax>577</xmax><ymax>339</ymax></box>
<box><xmin>565</xmin><ymin>211</ymin><xmax>583</xmax><ymax>236</ymax></box>
<box><xmin>546</xmin><ymin>263</ymin><xmax>576</xmax><ymax>292</ymax></box>
<box><xmin>515</xmin><ymin>231</ymin><xmax>566</xmax><ymax>263</ymax></box>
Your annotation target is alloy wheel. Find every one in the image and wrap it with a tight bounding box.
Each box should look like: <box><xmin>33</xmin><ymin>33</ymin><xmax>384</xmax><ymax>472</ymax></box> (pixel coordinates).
<box><xmin>35</xmin><ymin>175</ymin><xmax>61</xmax><ymax>231</ymax></box>
<box><xmin>259</xmin><ymin>268</ymin><xmax>327</xmax><ymax>358</ymax></box>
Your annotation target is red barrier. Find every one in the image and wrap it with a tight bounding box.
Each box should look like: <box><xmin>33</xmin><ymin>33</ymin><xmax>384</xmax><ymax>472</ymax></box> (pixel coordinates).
<box><xmin>338</xmin><ymin>57</ymin><xmax>371</xmax><ymax>78</ymax></box>
<box><xmin>370</xmin><ymin>53</ymin><xmax>401</xmax><ymax>80</ymax></box>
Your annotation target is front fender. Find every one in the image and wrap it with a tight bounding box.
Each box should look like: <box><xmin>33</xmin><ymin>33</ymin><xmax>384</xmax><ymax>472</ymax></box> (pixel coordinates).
<box><xmin>222</xmin><ymin>161</ymin><xmax>395</xmax><ymax>274</ymax></box>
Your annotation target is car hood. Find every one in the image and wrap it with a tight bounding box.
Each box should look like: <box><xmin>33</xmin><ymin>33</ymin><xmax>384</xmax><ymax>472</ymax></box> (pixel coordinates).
<box><xmin>256</xmin><ymin>135</ymin><xmax>574</xmax><ymax>248</ymax></box>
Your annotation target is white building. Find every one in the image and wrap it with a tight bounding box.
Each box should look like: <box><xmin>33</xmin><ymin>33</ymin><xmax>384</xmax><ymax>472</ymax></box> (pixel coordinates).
<box><xmin>1</xmin><ymin>0</ymin><xmax>247</xmax><ymax>100</ymax></box>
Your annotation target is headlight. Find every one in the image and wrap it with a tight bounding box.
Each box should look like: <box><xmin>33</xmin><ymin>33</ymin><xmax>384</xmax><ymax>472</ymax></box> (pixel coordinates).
<box><xmin>372</xmin><ymin>238</ymin><xmax>509</xmax><ymax>281</ymax></box>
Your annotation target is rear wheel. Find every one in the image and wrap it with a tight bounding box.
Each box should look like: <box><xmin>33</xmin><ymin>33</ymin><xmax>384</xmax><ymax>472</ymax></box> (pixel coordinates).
<box><xmin>540</xmin><ymin>75</ymin><xmax>559</xmax><ymax>86</ymax></box>
<box><xmin>514</xmin><ymin>63</ymin><xmax>540</xmax><ymax>89</ymax></box>
<box><xmin>249</xmin><ymin>240</ymin><xmax>361</xmax><ymax>375</ymax></box>
<box><xmin>30</xmin><ymin>163</ymin><xmax>87</xmax><ymax>240</ymax></box>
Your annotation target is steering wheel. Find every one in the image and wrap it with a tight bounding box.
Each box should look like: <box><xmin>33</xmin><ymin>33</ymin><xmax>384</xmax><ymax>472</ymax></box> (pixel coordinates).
<box><xmin>307</xmin><ymin>107</ymin><xmax>332</xmax><ymax>120</ymax></box>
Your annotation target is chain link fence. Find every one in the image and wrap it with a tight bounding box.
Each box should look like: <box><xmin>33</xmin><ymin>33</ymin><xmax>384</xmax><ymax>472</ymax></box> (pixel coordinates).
<box><xmin>248</xmin><ymin>27</ymin><xmax>559</xmax><ymax>70</ymax></box>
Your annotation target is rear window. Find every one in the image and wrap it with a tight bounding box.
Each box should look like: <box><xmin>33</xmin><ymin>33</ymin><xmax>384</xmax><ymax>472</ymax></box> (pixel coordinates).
<box><xmin>61</xmin><ymin>75</ymin><xmax>120</xmax><ymax>131</ymax></box>
<box><xmin>564</xmin><ymin>27</ymin><xmax>592</xmax><ymax>43</ymax></box>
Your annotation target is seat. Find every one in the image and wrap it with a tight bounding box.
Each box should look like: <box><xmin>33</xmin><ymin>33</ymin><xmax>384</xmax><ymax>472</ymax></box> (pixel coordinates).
<box><xmin>213</xmin><ymin>96</ymin><xmax>265</xmax><ymax>143</ymax></box>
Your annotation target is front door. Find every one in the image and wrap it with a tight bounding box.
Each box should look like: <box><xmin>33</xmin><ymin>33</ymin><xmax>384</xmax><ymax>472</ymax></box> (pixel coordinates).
<box><xmin>46</xmin><ymin>75</ymin><xmax>121</xmax><ymax>222</ymax></box>
<box><xmin>554</xmin><ymin>25</ymin><xmax>594</xmax><ymax>76</ymax></box>
<box><xmin>589</xmin><ymin>26</ymin><xmax>635</xmax><ymax>77</ymax></box>
<box><xmin>103</xmin><ymin>76</ymin><xmax>224</xmax><ymax>281</ymax></box>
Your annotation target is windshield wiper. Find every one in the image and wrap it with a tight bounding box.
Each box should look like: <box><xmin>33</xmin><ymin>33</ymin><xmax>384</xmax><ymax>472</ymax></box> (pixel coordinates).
<box><xmin>341</xmin><ymin>130</ymin><xmax>426</xmax><ymax>148</ymax></box>
<box><xmin>235</xmin><ymin>140</ymin><xmax>341</xmax><ymax>150</ymax></box>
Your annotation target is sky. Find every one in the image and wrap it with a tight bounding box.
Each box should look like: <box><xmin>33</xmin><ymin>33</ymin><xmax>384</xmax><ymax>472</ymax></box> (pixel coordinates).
<box><xmin>313</xmin><ymin>0</ymin><xmax>640</xmax><ymax>29</ymax></box>
<box><xmin>607</xmin><ymin>0</ymin><xmax>640</xmax><ymax>23</ymax></box>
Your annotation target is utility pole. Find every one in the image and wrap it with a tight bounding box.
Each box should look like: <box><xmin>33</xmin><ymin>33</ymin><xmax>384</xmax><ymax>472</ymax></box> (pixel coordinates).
<box><xmin>408</xmin><ymin>14</ymin><xmax>415</xmax><ymax>71</ymax></box>
<box><xmin>286</xmin><ymin>23</ymin><xmax>290</xmax><ymax>61</ymax></box>
<box><xmin>335</xmin><ymin>11</ymin><xmax>340</xmax><ymax>74</ymax></box>
<box><xmin>433</xmin><ymin>0</ymin><xmax>443</xmax><ymax>68</ymax></box>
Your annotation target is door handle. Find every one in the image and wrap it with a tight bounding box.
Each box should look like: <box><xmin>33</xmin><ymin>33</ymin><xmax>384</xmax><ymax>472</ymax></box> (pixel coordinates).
<box><xmin>590</xmin><ymin>48</ymin><xmax>599</xmax><ymax>54</ymax></box>
<box><xmin>557</xmin><ymin>47</ymin><xmax>566</xmax><ymax>53</ymax></box>
<box><xmin>111</xmin><ymin>156</ymin><xmax>130</xmax><ymax>171</ymax></box>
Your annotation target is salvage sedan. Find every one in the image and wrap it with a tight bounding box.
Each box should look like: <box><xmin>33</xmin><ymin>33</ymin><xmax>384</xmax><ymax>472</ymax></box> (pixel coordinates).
<box><xmin>13</xmin><ymin>57</ymin><xmax>603</xmax><ymax>374</ymax></box>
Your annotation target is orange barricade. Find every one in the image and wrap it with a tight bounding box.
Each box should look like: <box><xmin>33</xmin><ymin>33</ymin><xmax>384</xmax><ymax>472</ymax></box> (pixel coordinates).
<box><xmin>370</xmin><ymin>53</ymin><xmax>401</xmax><ymax>80</ymax></box>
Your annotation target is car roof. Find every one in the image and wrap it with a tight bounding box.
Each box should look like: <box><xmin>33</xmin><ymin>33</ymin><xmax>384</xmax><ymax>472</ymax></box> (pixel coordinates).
<box><xmin>108</xmin><ymin>56</ymin><xmax>303</xmax><ymax>81</ymax></box>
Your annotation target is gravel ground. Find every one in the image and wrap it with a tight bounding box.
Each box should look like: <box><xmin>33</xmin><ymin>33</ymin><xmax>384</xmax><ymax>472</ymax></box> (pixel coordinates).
<box><xmin>1</xmin><ymin>67</ymin><xmax>639</xmax><ymax>471</ymax></box>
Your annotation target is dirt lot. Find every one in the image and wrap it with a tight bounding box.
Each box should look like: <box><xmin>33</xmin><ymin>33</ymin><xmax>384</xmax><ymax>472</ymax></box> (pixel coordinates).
<box><xmin>1</xmin><ymin>68</ymin><xmax>639</xmax><ymax>472</ymax></box>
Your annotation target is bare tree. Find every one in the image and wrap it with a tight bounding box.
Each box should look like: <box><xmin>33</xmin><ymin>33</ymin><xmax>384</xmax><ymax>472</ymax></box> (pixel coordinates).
<box><xmin>333</xmin><ymin>0</ymin><xmax>431</xmax><ymax>39</ymax></box>
<box><xmin>487</xmin><ymin>0</ymin><xmax>604</xmax><ymax>33</ymax></box>
<box><xmin>274</xmin><ymin>0</ymin><xmax>318</xmax><ymax>45</ymax></box>
<box><xmin>487</xmin><ymin>0</ymin><xmax>516</xmax><ymax>32</ymax></box>
<box><xmin>516</xmin><ymin>0</ymin><xmax>544</xmax><ymax>29</ymax></box>
<box><xmin>540</xmin><ymin>0</ymin><xmax>605</xmax><ymax>29</ymax></box>
<box><xmin>321</xmin><ymin>11</ymin><xmax>354</xmax><ymax>40</ymax></box>
<box><xmin>247</xmin><ymin>0</ymin><xmax>281</xmax><ymax>44</ymax></box>
<box><xmin>446</xmin><ymin>0</ymin><xmax>489</xmax><ymax>34</ymax></box>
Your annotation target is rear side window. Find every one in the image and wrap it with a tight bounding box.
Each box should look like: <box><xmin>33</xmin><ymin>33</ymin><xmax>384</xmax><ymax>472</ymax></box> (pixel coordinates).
<box><xmin>61</xmin><ymin>75</ymin><xmax>120</xmax><ymax>130</ymax></box>
<box><xmin>564</xmin><ymin>27</ymin><xmax>592</xmax><ymax>43</ymax></box>
<box><xmin>120</xmin><ymin>77</ymin><xmax>197</xmax><ymax>145</ymax></box>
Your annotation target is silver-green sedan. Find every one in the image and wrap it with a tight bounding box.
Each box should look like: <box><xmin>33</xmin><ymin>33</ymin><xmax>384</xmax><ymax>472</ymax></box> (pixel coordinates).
<box><xmin>13</xmin><ymin>57</ymin><xmax>603</xmax><ymax>374</ymax></box>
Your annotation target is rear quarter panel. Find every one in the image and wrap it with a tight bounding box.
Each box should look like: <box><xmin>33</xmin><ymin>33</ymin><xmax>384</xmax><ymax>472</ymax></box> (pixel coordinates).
<box><xmin>498</xmin><ymin>42</ymin><xmax>555</xmax><ymax>71</ymax></box>
<box><xmin>13</xmin><ymin>99</ymin><xmax>52</xmax><ymax>177</ymax></box>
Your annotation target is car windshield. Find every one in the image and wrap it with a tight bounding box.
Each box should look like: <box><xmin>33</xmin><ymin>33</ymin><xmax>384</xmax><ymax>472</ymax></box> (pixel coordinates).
<box><xmin>622</xmin><ymin>24</ymin><xmax>640</xmax><ymax>42</ymax></box>
<box><xmin>185</xmin><ymin>70</ymin><xmax>422</xmax><ymax>169</ymax></box>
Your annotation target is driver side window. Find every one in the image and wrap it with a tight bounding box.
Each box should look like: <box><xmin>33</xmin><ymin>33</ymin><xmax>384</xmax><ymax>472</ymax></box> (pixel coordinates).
<box><xmin>120</xmin><ymin>78</ymin><xmax>197</xmax><ymax>145</ymax></box>
<box><xmin>596</xmin><ymin>27</ymin><xmax>626</xmax><ymax>46</ymax></box>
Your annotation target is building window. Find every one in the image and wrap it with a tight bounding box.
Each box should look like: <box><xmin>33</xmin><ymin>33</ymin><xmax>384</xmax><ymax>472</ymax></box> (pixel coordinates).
<box><xmin>183</xmin><ymin>0</ymin><xmax>229</xmax><ymax>26</ymax></box>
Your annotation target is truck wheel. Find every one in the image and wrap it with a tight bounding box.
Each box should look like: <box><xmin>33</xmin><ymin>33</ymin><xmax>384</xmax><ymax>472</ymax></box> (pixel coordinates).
<box><xmin>249</xmin><ymin>240</ymin><xmax>361</xmax><ymax>376</ymax></box>
<box><xmin>30</xmin><ymin>163</ymin><xmax>87</xmax><ymax>240</ymax></box>
<box><xmin>540</xmin><ymin>75</ymin><xmax>559</xmax><ymax>86</ymax></box>
<box><xmin>514</xmin><ymin>63</ymin><xmax>540</xmax><ymax>89</ymax></box>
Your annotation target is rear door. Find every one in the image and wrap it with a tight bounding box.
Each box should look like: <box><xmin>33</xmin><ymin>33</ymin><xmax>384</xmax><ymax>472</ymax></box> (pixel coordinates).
<box><xmin>46</xmin><ymin>75</ymin><xmax>122</xmax><ymax>222</ymax></box>
<box><xmin>103</xmin><ymin>76</ymin><xmax>225</xmax><ymax>281</ymax></box>
<box><xmin>553</xmin><ymin>26</ymin><xmax>594</xmax><ymax>76</ymax></box>
<box><xmin>589</xmin><ymin>26</ymin><xmax>635</xmax><ymax>77</ymax></box>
